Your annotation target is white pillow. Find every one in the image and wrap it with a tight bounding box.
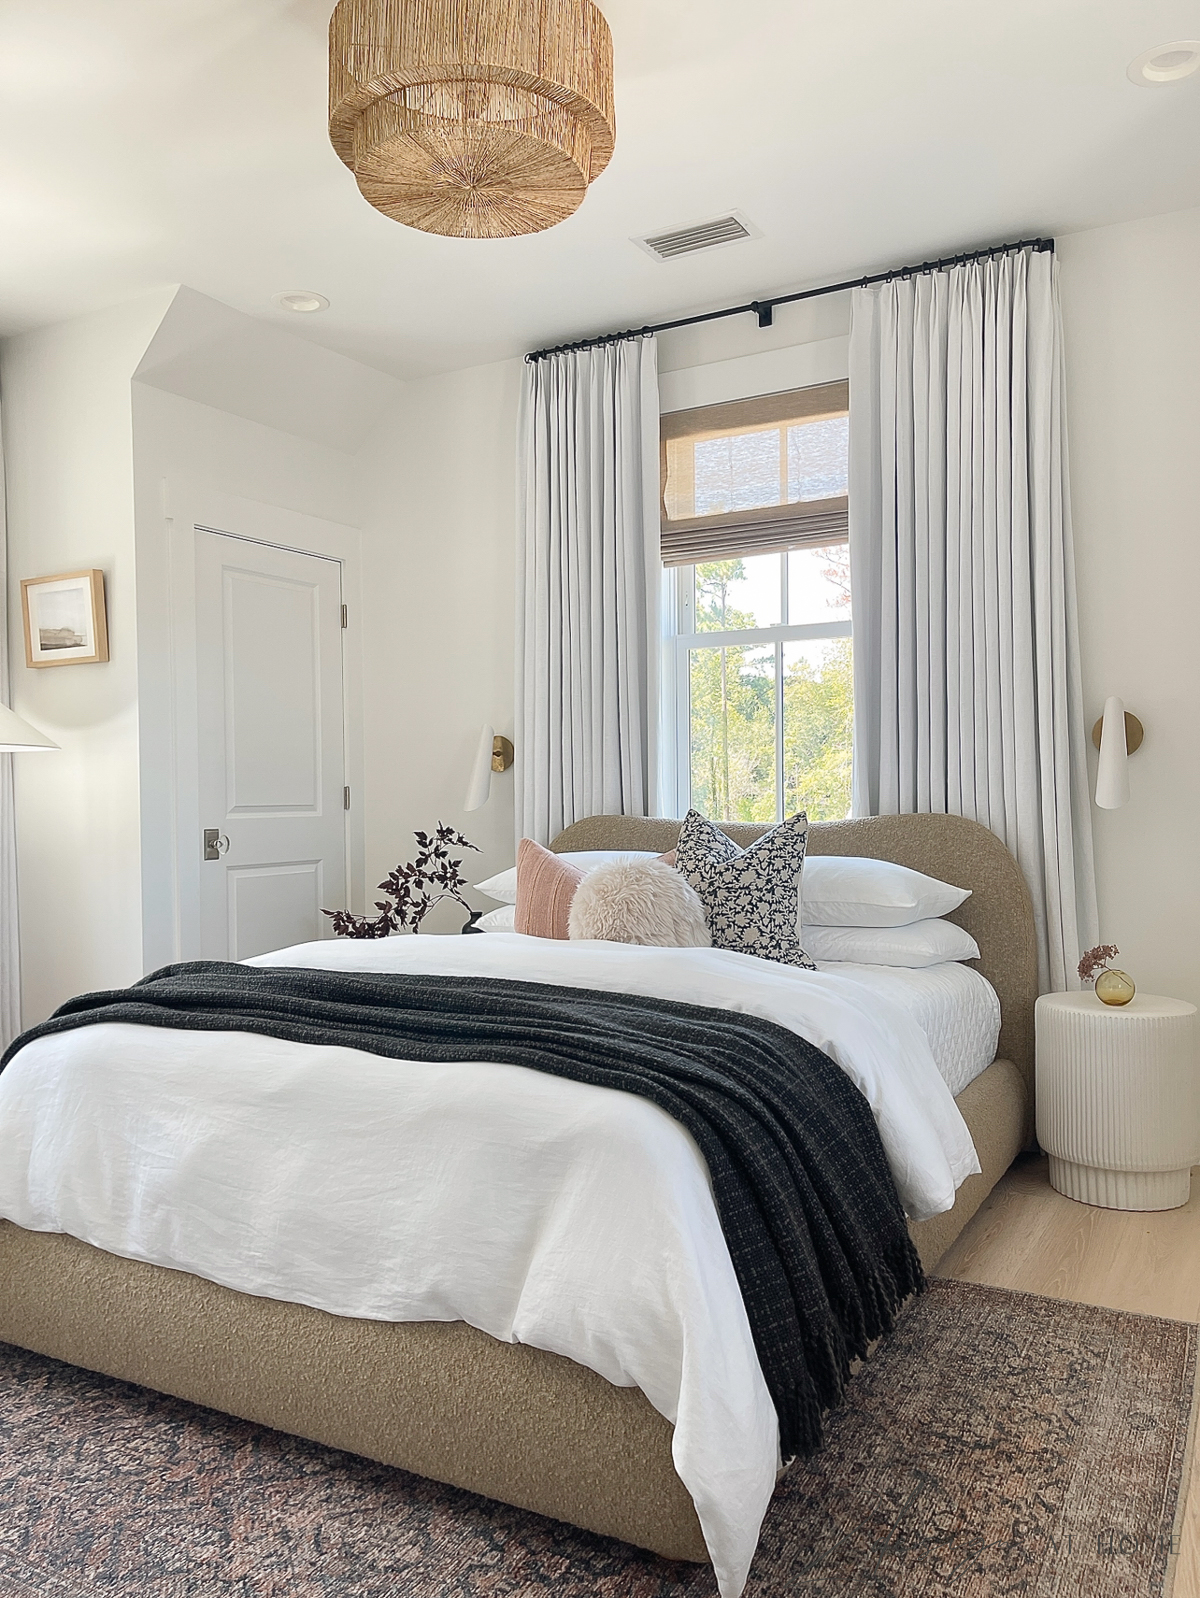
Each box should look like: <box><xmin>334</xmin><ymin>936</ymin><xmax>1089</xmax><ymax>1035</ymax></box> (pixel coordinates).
<box><xmin>474</xmin><ymin>850</ymin><xmax>660</xmax><ymax>905</ymax></box>
<box><xmin>804</xmin><ymin>918</ymin><xmax>980</xmax><ymax>968</ymax></box>
<box><xmin>801</xmin><ymin>856</ymin><xmax>969</xmax><ymax>928</ymax></box>
<box><xmin>475</xmin><ymin>904</ymin><xmax>516</xmax><ymax>932</ymax></box>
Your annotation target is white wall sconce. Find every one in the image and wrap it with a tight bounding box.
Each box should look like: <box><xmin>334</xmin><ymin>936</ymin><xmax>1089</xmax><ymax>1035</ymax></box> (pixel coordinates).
<box><xmin>464</xmin><ymin>724</ymin><xmax>515</xmax><ymax>812</ymax></box>
<box><xmin>1091</xmin><ymin>696</ymin><xmax>1143</xmax><ymax>810</ymax></box>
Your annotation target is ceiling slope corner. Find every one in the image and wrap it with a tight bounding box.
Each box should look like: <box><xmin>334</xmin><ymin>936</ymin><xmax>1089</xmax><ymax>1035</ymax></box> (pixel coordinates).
<box><xmin>133</xmin><ymin>287</ymin><xmax>404</xmax><ymax>453</ymax></box>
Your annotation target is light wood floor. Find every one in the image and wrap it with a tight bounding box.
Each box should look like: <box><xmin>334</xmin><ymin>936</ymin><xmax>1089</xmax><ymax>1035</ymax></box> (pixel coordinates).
<box><xmin>938</xmin><ymin>1154</ymin><xmax>1200</xmax><ymax>1595</ymax></box>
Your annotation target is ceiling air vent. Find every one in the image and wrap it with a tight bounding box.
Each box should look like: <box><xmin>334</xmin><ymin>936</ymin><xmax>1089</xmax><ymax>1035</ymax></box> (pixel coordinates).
<box><xmin>634</xmin><ymin>212</ymin><xmax>760</xmax><ymax>262</ymax></box>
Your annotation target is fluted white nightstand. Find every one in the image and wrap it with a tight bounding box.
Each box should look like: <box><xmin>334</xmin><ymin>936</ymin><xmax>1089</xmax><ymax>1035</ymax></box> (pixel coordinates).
<box><xmin>1036</xmin><ymin>992</ymin><xmax>1199</xmax><ymax>1210</ymax></box>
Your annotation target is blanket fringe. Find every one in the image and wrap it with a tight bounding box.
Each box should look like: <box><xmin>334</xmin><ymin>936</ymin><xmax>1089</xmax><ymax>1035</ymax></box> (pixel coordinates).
<box><xmin>781</xmin><ymin>1234</ymin><xmax>926</xmax><ymax>1458</ymax></box>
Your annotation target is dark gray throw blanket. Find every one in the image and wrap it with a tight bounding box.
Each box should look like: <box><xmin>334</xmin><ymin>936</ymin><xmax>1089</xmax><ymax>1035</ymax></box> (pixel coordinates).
<box><xmin>1</xmin><ymin>960</ymin><xmax>924</xmax><ymax>1458</ymax></box>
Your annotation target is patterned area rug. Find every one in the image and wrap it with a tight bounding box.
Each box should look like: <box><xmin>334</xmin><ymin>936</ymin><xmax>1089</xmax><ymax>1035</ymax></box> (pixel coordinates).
<box><xmin>0</xmin><ymin>1278</ymin><xmax>1194</xmax><ymax>1598</ymax></box>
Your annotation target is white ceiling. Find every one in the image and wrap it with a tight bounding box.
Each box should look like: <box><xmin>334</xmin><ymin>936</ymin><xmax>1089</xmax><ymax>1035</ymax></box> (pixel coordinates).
<box><xmin>1</xmin><ymin>0</ymin><xmax>1198</xmax><ymax>378</ymax></box>
<box><xmin>136</xmin><ymin>287</ymin><xmax>403</xmax><ymax>449</ymax></box>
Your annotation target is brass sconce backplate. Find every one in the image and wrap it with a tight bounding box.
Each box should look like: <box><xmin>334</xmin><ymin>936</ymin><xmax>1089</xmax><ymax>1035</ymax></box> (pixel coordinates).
<box><xmin>1090</xmin><ymin>712</ymin><xmax>1144</xmax><ymax>754</ymax></box>
<box><xmin>491</xmin><ymin>736</ymin><xmax>515</xmax><ymax>773</ymax></box>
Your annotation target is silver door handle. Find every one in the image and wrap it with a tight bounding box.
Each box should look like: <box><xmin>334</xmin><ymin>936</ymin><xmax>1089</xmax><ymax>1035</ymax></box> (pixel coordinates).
<box><xmin>203</xmin><ymin>829</ymin><xmax>230</xmax><ymax>862</ymax></box>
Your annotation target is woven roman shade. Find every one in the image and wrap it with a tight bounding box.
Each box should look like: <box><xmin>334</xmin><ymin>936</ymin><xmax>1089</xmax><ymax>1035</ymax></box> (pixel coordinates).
<box><xmin>660</xmin><ymin>381</ymin><xmax>849</xmax><ymax>566</ymax></box>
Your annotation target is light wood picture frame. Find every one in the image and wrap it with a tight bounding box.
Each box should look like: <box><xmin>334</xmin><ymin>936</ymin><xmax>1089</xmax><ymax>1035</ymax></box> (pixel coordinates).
<box><xmin>21</xmin><ymin>570</ymin><xmax>109</xmax><ymax>668</ymax></box>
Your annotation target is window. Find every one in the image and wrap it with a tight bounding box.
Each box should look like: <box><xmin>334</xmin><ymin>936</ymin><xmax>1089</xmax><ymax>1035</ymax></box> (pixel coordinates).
<box><xmin>661</xmin><ymin>382</ymin><xmax>852</xmax><ymax>824</ymax></box>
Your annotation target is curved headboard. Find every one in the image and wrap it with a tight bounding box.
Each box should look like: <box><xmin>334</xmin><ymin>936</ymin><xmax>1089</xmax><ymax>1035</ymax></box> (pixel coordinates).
<box><xmin>549</xmin><ymin>813</ymin><xmax>1037</xmax><ymax>1113</ymax></box>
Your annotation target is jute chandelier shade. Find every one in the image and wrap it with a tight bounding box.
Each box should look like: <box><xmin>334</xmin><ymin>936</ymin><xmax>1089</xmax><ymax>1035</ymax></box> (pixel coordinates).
<box><xmin>329</xmin><ymin>0</ymin><xmax>616</xmax><ymax>239</ymax></box>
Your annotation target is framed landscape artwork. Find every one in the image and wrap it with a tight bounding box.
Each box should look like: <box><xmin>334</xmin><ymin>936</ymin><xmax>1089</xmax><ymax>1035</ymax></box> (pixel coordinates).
<box><xmin>20</xmin><ymin>570</ymin><xmax>109</xmax><ymax>668</ymax></box>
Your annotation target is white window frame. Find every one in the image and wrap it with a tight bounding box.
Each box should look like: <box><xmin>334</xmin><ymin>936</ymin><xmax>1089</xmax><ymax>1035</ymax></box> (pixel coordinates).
<box><xmin>662</xmin><ymin>551</ymin><xmax>852</xmax><ymax>821</ymax></box>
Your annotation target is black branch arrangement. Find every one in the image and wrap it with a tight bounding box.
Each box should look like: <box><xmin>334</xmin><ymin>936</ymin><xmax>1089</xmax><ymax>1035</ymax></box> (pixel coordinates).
<box><xmin>323</xmin><ymin>823</ymin><xmax>480</xmax><ymax>939</ymax></box>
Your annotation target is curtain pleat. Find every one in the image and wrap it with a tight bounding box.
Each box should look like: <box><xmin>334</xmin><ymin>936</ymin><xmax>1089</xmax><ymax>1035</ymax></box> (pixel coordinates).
<box><xmin>516</xmin><ymin>337</ymin><xmax>660</xmax><ymax>844</ymax></box>
<box><xmin>0</xmin><ymin>390</ymin><xmax>21</xmax><ymax>1044</ymax></box>
<box><xmin>849</xmin><ymin>250</ymin><xmax>1097</xmax><ymax>992</ymax></box>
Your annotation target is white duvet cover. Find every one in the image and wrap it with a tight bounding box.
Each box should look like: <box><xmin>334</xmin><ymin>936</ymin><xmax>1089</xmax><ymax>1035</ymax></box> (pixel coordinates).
<box><xmin>0</xmin><ymin>935</ymin><xmax>980</xmax><ymax>1597</ymax></box>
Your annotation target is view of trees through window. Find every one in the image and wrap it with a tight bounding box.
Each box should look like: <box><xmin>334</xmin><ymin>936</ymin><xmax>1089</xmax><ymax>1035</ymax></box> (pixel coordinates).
<box><xmin>664</xmin><ymin>387</ymin><xmax>852</xmax><ymax>823</ymax></box>
<box><xmin>685</xmin><ymin>548</ymin><xmax>853</xmax><ymax>824</ymax></box>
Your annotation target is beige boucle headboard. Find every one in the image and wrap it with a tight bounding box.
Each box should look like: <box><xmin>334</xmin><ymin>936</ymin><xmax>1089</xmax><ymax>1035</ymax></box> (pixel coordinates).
<box><xmin>549</xmin><ymin>813</ymin><xmax>1038</xmax><ymax>1117</ymax></box>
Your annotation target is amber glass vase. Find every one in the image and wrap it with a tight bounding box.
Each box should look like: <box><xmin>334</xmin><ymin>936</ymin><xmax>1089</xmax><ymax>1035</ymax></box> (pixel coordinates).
<box><xmin>1095</xmin><ymin>968</ymin><xmax>1136</xmax><ymax>1006</ymax></box>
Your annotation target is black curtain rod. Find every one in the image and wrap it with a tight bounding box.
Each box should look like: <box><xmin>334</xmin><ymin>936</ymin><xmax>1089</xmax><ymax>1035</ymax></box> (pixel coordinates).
<box><xmin>525</xmin><ymin>235</ymin><xmax>1055</xmax><ymax>363</ymax></box>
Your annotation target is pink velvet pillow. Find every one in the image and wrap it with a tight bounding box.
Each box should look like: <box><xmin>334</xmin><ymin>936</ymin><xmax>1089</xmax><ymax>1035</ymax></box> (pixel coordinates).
<box><xmin>514</xmin><ymin>839</ymin><xmax>586</xmax><ymax>939</ymax></box>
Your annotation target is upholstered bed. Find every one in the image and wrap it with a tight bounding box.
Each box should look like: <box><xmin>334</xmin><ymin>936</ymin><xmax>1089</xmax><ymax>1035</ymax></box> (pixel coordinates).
<box><xmin>0</xmin><ymin>812</ymin><xmax>1035</xmax><ymax>1572</ymax></box>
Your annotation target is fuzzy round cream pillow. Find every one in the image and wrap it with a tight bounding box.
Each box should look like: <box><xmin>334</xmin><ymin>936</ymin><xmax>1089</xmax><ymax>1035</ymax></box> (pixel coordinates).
<box><xmin>567</xmin><ymin>858</ymin><xmax>711</xmax><ymax>947</ymax></box>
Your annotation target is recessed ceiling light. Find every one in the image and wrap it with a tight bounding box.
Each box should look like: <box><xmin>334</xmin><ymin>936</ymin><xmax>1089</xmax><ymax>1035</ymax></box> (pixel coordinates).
<box><xmin>1127</xmin><ymin>41</ymin><xmax>1200</xmax><ymax>86</ymax></box>
<box><xmin>274</xmin><ymin>290</ymin><xmax>329</xmax><ymax>313</ymax></box>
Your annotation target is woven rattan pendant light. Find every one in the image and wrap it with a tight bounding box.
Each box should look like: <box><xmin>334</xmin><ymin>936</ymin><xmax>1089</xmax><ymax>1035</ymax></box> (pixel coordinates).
<box><xmin>329</xmin><ymin>0</ymin><xmax>615</xmax><ymax>239</ymax></box>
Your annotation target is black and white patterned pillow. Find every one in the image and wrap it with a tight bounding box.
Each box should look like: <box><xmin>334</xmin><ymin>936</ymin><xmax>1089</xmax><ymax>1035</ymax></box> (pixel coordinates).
<box><xmin>673</xmin><ymin>810</ymin><xmax>814</xmax><ymax>968</ymax></box>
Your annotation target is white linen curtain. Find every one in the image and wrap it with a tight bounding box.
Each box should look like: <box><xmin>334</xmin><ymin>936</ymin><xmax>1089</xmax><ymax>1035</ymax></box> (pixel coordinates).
<box><xmin>517</xmin><ymin>335</ymin><xmax>660</xmax><ymax>843</ymax></box>
<box><xmin>0</xmin><ymin>392</ymin><xmax>20</xmax><ymax>1044</ymax></box>
<box><xmin>848</xmin><ymin>248</ymin><xmax>1097</xmax><ymax>992</ymax></box>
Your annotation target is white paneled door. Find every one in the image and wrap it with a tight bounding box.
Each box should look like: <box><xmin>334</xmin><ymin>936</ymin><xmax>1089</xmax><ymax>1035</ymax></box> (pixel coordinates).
<box><xmin>195</xmin><ymin>531</ymin><xmax>346</xmax><ymax>961</ymax></box>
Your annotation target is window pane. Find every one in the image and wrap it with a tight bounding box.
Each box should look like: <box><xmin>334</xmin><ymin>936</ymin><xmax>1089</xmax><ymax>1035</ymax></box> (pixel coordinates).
<box><xmin>689</xmin><ymin>643</ymin><xmax>776</xmax><ymax>823</ymax></box>
<box><xmin>782</xmin><ymin>639</ymin><xmax>853</xmax><ymax>822</ymax></box>
<box><xmin>787</xmin><ymin>415</ymin><xmax>849</xmax><ymax>502</ymax></box>
<box><xmin>694</xmin><ymin>555</ymin><xmax>781</xmax><ymax>632</ymax></box>
<box><xmin>787</xmin><ymin>545</ymin><xmax>851</xmax><ymax>626</ymax></box>
<box><xmin>693</xmin><ymin>428</ymin><xmax>781</xmax><ymax>515</ymax></box>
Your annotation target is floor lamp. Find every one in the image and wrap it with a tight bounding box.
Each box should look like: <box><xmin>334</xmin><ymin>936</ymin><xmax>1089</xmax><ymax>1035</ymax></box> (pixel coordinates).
<box><xmin>0</xmin><ymin>703</ymin><xmax>59</xmax><ymax>755</ymax></box>
<box><xmin>0</xmin><ymin>701</ymin><xmax>58</xmax><ymax>1042</ymax></box>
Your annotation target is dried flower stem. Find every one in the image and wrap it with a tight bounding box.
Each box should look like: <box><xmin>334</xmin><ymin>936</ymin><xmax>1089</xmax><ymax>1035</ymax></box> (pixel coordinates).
<box><xmin>323</xmin><ymin>823</ymin><xmax>480</xmax><ymax>939</ymax></box>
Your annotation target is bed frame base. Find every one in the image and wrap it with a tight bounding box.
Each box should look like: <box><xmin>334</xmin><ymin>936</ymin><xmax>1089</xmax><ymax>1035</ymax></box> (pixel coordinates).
<box><xmin>0</xmin><ymin>1060</ymin><xmax>1024</xmax><ymax>1567</ymax></box>
<box><xmin>0</xmin><ymin>813</ymin><xmax>1038</xmax><ymax>1567</ymax></box>
<box><xmin>0</xmin><ymin>1217</ymin><xmax>710</xmax><ymax>1560</ymax></box>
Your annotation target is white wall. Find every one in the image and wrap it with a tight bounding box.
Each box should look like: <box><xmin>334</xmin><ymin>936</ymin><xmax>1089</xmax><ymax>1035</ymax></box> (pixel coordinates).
<box><xmin>1058</xmin><ymin>205</ymin><xmax>1200</xmax><ymax>1009</ymax></box>
<box><xmin>128</xmin><ymin>288</ymin><xmax>406</xmax><ymax>970</ymax></box>
<box><xmin>356</xmin><ymin>357</ymin><xmax>523</xmax><ymax>929</ymax></box>
<box><xmin>351</xmin><ymin>295</ymin><xmax>853</xmax><ymax>927</ymax></box>
<box><xmin>1</xmin><ymin>292</ymin><xmax>172</xmax><ymax>1022</ymax></box>
<box><xmin>656</xmin><ymin>289</ymin><xmax>850</xmax><ymax>381</ymax></box>
<box><xmin>1</xmin><ymin>285</ymin><xmax>400</xmax><ymax>1018</ymax></box>
<box><xmin>655</xmin><ymin>232</ymin><xmax>1200</xmax><ymax>1008</ymax></box>
<box><xmin>658</xmin><ymin>295</ymin><xmax>849</xmax><ymax>420</ymax></box>
<box><xmin>133</xmin><ymin>286</ymin><xmax>401</xmax><ymax>454</ymax></box>
<box><xmin>352</xmin><ymin>222</ymin><xmax>1200</xmax><ymax>1011</ymax></box>
<box><xmin>5</xmin><ymin>217</ymin><xmax>1193</xmax><ymax>1007</ymax></box>
<box><xmin>130</xmin><ymin>385</ymin><xmax>368</xmax><ymax>968</ymax></box>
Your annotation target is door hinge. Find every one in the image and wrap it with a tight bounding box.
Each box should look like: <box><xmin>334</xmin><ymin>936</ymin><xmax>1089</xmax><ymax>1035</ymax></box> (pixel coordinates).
<box><xmin>341</xmin><ymin>604</ymin><xmax>348</xmax><ymax>629</ymax></box>
<box><xmin>344</xmin><ymin>785</ymin><xmax>351</xmax><ymax>811</ymax></box>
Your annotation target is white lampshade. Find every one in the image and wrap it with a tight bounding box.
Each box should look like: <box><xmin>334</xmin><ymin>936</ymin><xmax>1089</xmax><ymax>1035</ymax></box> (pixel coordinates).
<box><xmin>464</xmin><ymin>723</ymin><xmax>494</xmax><ymax>812</ymax></box>
<box><xmin>1094</xmin><ymin>695</ymin><xmax>1130</xmax><ymax>810</ymax></box>
<box><xmin>0</xmin><ymin>703</ymin><xmax>59</xmax><ymax>753</ymax></box>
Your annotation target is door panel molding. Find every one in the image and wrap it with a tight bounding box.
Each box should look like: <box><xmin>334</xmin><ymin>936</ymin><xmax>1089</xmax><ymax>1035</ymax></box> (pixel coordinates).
<box><xmin>195</xmin><ymin>530</ymin><xmax>345</xmax><ymax>960</ymax></box>
<box><xmin>143</xmin><ymin>486</ymin><xmax>364</xmax><ymax>969</ymax></box>
<box><xmin>221</xmin><ymin>566</ymin><xmax>323</xmax><ymax>816</ymax></box>
<box><xmin>227</xmin><ymin>859</ymin><xmax>323</xmax><ymax>963</ymax></box>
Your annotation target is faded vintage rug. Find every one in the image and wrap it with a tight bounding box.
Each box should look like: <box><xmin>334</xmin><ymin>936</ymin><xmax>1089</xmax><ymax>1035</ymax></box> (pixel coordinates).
<box><xmin>0</xmin><ymin>1278</ymin><xmax>1194</xmax><ymax>1598</ymax></box>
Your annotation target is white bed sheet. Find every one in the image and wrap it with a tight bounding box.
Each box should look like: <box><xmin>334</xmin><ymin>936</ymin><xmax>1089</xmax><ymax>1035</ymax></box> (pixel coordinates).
<box><xmin>813</xmin><ymin>961</ymin><xmax>1001</xmax><ymax>1096</ymax></box>
<box><xmin>0</xmin><ymin>935</ymin><xmax>983</xmax><ymax>1598</ymax></box>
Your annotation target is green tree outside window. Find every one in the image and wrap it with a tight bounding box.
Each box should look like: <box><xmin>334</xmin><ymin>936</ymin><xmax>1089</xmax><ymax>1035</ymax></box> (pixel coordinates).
<box><xmin>688</xmin><ymin>560</ymin><xmax>852</xmax><ymax>823</ymax></box>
